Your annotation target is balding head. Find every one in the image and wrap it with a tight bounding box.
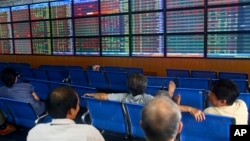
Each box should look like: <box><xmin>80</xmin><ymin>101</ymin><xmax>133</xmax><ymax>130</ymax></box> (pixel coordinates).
<box><xmin>141</xmin><ymin>96</ymin><xmax>182</xmax><ymax>141</ymax></box>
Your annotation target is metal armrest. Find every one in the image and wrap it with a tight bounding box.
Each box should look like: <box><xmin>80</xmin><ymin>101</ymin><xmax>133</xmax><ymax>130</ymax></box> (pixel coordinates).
<box><xmin>81</xmin><ymin>110</ymin><xmax>91</xmax><ymax>124</ymax></box>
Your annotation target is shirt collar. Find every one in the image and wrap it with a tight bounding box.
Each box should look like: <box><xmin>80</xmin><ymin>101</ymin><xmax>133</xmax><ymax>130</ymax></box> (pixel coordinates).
<box><xmin>51</xmin><ymin>118</ymin><xmax>76</xmax><ymax>125</ymax></box>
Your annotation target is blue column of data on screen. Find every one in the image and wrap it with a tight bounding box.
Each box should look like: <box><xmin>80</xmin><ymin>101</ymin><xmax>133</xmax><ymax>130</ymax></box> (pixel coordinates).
<box><xmin>100</xmin><ymin>0</ymin><xmax>128</xmax><ymax>14</ymax></box>
<box><xmin>74</xmin><ymin>0</ymin><xmax>99</xmax><ymax>16</ymax></box>
<box><xmin>14</xmin><ymin>39</ymin><xmax>31</xmax><ymax>54</ymax></box>
<box><xmin>11</xmin><ymin>5</ymin><xmax>29</xmax><ymax>22</ymax></box>
<box><xmin>208</xmin><ymin>6</ymin><xmax>250</xmax><ymax>32</ymax></box>
<box><xmin>166</xmin><ymin>35</ymin><xmax>204</xmax><ymax>57</ymax></box>
<box><xmin>50</xmin><ymin>0</ymin><xmax>72</xmax><ymax>19</ymax></box>
<box><xmin>102</xmin><ymin>37</ymin><xmax>129</xmax><ymax>56</ymax></box>
<box><xmin>166</xmin><ymin>0</ymin><xmax>204</xmax><ymax>9</ymax></box>
<box><xmin>0</xmin><ymin>8</ymin><xmax>11</xmax><ymax>23</ymax></box>
<box><xmin>208</xmin><ymin>0</ymin><xmax>250</xmax><ymax>5</ymax></box>
<box><xmin>207</xmin><ymin>34</ymin><xmax>250</xmax><ymax>58</ymax></box>
<box><xmin>30</xmin><ymin>3</ymin><xmax>50</xmax><ymax>20</ymax></box>
<box><xmin>130</xmin><ymin>0</ymin><xmax>163</xmax><ymax>12</ymax></box>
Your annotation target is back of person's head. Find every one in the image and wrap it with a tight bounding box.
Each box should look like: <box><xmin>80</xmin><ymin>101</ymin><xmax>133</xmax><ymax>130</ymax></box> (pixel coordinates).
<box><xmin>154</xmin><ymin>90</ymin><xmax>171</xmax><ymax>98</ymax></box>
<box><xmin>127</xmin><ymin>73</ymin><xmax>147</xmax><ymax>96</ymax></box>
<box><xmin>210</xmin><ymin>79</ymin><xmax>239</xmax><ymax>105</ymax></box>
<box><xmin>141</xmin><ymin>95</ymin><xmax>182</xmax><ymax>141</ymax></box>
<box><xmin>0</xmin><ymin>67</ymin><xmax>17</xmax><ymax>88</ymax></box>
<box><xmin>46</xmin><ymin>86</ymin><xmax>79</xmax><ymax>119</ymax></box>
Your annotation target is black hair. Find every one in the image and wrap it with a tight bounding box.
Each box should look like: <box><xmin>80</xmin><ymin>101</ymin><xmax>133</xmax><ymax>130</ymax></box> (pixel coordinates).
<box><xmin>0</xmin><ymin>67</ymin><xmax>18</xmax><ymax>88</ymax></box>
<box><xmin>46</xmin><ymin>86</ymin><xmax>78</xmax><ymax>118</ymax></box>
<box><xmin>127</xmin><ymin>73</ymin><xmax>147</xmax><ymax>96</ymax></box>
<box><xmin>210</xmin><ymin>79</ymin><xmax>240</xmax><ymax>105</ymax></box>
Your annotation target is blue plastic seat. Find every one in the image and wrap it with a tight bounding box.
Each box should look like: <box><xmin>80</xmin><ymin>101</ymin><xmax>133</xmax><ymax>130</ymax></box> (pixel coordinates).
<box><xmin>68</xmin><ymin>69</ymin><xmax>89</xmax><ymax>86</ymax></box>
<box><xmin>166</xmin><ymin>68</ymin><xmax>190</xmax><ymax>78</ymax></box>
<box><xmin>105</xmin><ymin>71</ymin><xmax>128</xmax><ymax>92</ymax></box>
<box><xmin>123</xmin><ymin>67</ymin><xmax>144</xmax><ymax>76</ymax></box>
<box><xmin>191</xmin><ymin>70</ymin><xmax>217</xmax><ymax>79</ymax></box>
<box><xmin>174</xmin><ymin>88</ymin><xmax>206</xmax><ymax>110</ymax></box>
<box><xmin>181</xmin><ymin>112</ymin><xmax>235</xmax><ymax>141</ymax></box>
<box><xmin>86</xmin><ymin>70</ymin><xmax>109</xmax><ymax>91</ymax></box>
<box><xmin>145</xmin><ymin>86</ymin><xmax>162</xmax><ymax>96</ymax></box>
<box><xmin>177</xmin><ymin>77</ymin><xmax>210</xmax><ymax>90</ymax></box>
<box><xmin>0</xmin><ymin>97</ymin><xmax>47</xmax><ymax>128</ymax></box>
<box><xmin>31</xmin><ymin>68</ymin><xmax>50</xmax><ymax>81</ymax></box>
<box><xmin>218</xmin><ymin>72</ymin><xmax>248</xmax><ymax>80</ymax></box>
<box><xmin>104</xmin><ymin>66</ymin><xmax>123</xmax><ymax>72</ymax></box>
<box><xmin>82</xmin><ymin>97</ymin><xmax>129</xmax><ymax>138</ymax></box>
<box><xmin>147</xmin><ymin>76</ymin><xmax>175</xmax><ymax>88</ymax></box>
<box><xmin>26</xmin><ymin>78</ymin><xmax>51</xmax><ymax>101</ymax></box>
<box><xmin>124</xmin><ymin>102</ymin><xmax>145</xmax><ymax>139</ymax></box>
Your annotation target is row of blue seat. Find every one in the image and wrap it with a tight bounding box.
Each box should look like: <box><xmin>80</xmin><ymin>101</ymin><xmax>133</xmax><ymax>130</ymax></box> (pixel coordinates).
<box><xmin>167</xmin><ymin>68</ymin><xmax>249</xmax><ymax>80</ymax></box>
<box><xmin>83</xmin><ymin>96</ymin><xmax>236</xmax><ymax>141</ymax></box>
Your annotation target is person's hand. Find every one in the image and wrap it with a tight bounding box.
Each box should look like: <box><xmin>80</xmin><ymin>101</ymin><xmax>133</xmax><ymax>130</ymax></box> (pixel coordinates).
<box><xmin>84</xmin><ymin>93</ymin><xmax>94</xmax><ymax>97</ymax></box>
<box><xmin>173</xmin><ymin>94</ymin><xmax>181</xmax><ymax>104</ymax></box>
<box><xmin>168</xmin><ymin>81</ymin><xmax>176</xmax><ymax>97</ymax></box>
<box><xmin>32</xmin><ymin>92</ymin><xmax>40</xmax><ymax>101</ymax></box>
<box><xmin>189</xmin><ymin>107</ymin><xmax>206</xmax><ymax>122</ymax></box>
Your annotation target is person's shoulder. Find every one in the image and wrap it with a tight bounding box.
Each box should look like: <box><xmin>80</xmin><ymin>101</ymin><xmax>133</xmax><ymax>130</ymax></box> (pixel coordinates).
<box><xmin>15</xmin><ymin>82</ymin><xmax>32</xmax><ymax>87</ymax></box>
<box><xmin>204</xmin><ymin>106</ymin><xmax>217</xmax><ymax>113</ymax></box>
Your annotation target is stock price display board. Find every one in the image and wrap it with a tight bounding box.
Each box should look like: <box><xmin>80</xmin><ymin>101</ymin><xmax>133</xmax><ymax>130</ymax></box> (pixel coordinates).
<box><xmin>74</xmin><ymin>0</ymin><xmax>99</xmax><ymax>16</ymax></box>
<box><xmin>207</xmin><ymin>5</ymin><xmax>250</xmax><ymax>58</ymax></box>
<box><xmin>11</xmin><ymin>5</ymin><xmax>29</xmax><ymax>22</ymax></box>
<box><xmin>30</xmin><ymin>3</ymin><xmax>50</xmax><ymax>20</ymax></box>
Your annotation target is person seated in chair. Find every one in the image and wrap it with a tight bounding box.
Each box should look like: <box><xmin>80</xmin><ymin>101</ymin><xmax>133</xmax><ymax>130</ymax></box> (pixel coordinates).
<box><xmin>27</xmin><ymin>86</ymin><xmax>104</xmax><ymax>141</ymax></box>
<box><xmin>0</xmin><ymin>67</ymin><xmax>45</xmax><ymax>116</ymax></box>
<box><xmin>204</xmin><ymin>79</ymin><xmax>248</xmax><ymax>125</ymax></box>
<box><xmin>141</xmin><ymin>95</ymin><xmax>182</xmax><ymax>141</ymax></box>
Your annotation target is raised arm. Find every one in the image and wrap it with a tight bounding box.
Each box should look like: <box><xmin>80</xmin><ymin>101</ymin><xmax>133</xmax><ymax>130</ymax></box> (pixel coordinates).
<box><xmin>178</xmin><ymin>105</ymin><xmax>205</xmax><ymax>122</ymax></box>
<box><xmin>84</xmin><ymin>93</ymin><xmax>109</xmax><ymax>100</ymax></box>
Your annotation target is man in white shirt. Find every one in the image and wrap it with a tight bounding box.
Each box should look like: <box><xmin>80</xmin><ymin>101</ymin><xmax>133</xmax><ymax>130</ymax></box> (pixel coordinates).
<box><xmin>204</xmin><ymin>79</ymin><xmax>248</xmax><ymax>125</ymax></box>
<box><xmin>27</xmin><ymin>86</ymin><xmax>105</xmax><ymax>141</ymax></box>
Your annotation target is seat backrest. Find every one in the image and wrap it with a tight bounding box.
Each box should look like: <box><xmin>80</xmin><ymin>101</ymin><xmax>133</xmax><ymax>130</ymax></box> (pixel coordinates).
<box><xmin>166</xmin><ymin>69</ymin><xmax>190</xmax><ymax>78</ymax></box>
<box><xmin>147</xmin><ymin>76</ymin><xmax>175</xmax><ymax>88</ymax></box>
<box><xmin>0</xmin><ymin>98</ymin><xmax>15</xmax><ymax>123</ymax></box>
<box><xmin>181</xmin><ymin>112</ymin><xmax>235</xmax><ymax>141</ymax></box>
<box><xmin>123</xmin><ymin>67</ymin><xmax>143</xmax><ymax>76</ymax></box>
<box><xmin>145</xmin><ymin>86</ymin><xmax>162</xmax><ymax>96</ymax></box>
<box><xmin>231</xmin><ymin>79</ymin><xmax>249</xmax><ymax>93</ymax></box>
<box><xmin>31</xmin><ymin>68</ymin><xmax>49</xmax><ymax>81</ymax></box>
<box><xmin>174</xmin><ymin>88</ymin><xmax>206</xmax><ymax>110</ymax></box>
<box><xmin>67</xmin><ymin>65</ymin><xmax>83</xmax><ymax>70</ymax></box>
<box><xmin>86</xmin><ymin>70</ymin><xmax>109</xmax><ymax>90</ymax></box>
<box><xmin>105</xmin><ymin>71</ymin><xmax>128</xmax><ymax>92</ymax></box>
<box><xmin>19</xmin><ymin>67</ymin><xmax>35</xmax><ymax>79</ymax></box>
<box><xmin>68</xmin><ymin>69</ymin><xmax>89</xmax><ymax>86</ymax></box>
<box><xmin>104</xmin><ymin>66</ymin><xmax>123</xmax><ymax>72</ymax></box>
<box><xmin>0</xmin><ymin>97</ymin><xmax>38</xmax><ymax>128</ymax></box>
<box><xmin>84</xmin><ymin>97</ymin><xmax>129</xmax><ymax>136</ymax></box>
<box><xmin>26</xmin><ymin>78</ymin><xmax>51</xmax><ymax>101</ymax></box>
<box><xmin>177</xmin><ymin>77</ymin><xmax>210</xmax><ymax>90</ymax></box>
<box><xmin>46</xmin><ymin>70</ymin><xmax>65</xmax><ymax>82</ymax></box>
<box><xmin>218</xmin><ymin>72</ymin><xmax>248</xmax><ymax>80</ymax></box>
<box><xmin>71</xmin><ymin>85</ymin><xmax>97</xmax><ymax>108</ymax></box>
<box><xmin>191</xmin><ymin>70</ymin><xmax>217</xmax><ymax>79</ymax></box>
<box><xmin>124</xmin><ymin>102</ymin><xmax>145</xmax><ymax>139</ymax></box>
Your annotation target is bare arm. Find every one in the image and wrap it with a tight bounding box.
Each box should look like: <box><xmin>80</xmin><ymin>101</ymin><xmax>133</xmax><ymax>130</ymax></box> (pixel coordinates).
<box><xmin>178</xmin><ymin>105</ymin><xmax>205</xmax><ymax>122</ymax></box>
<box><xmin>32</xmin><ymin>92</ymin><xmax>40</xmax><ymax>101</ymax></box>
<box><xmin>84</xmin><ymin>93</ymin><xmax>109</xmax><ymax>100</ymax></box>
